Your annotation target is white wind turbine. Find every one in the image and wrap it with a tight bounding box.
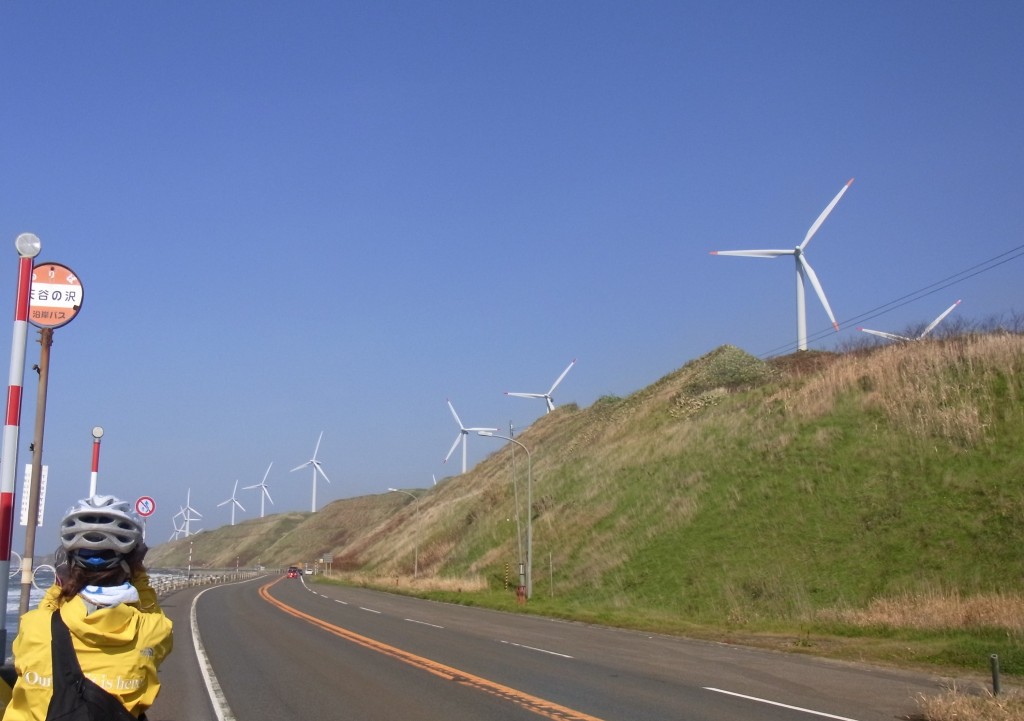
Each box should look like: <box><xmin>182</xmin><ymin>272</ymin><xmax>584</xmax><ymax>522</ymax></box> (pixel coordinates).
<box><xmin>443</xmin><ymin>399</ymin><xmax>497</xmax><ymax>474</ymax></box>
<box><xmin>505</xmin><ymin>359</ymin><xmax>576</xmax><ymax>413</ymax></box>
<box><xmin>181</xmin><ymin>489</ymin><xmax>202</xmax><ymax>537</ymax></box>
<box><xmin>217</xmin><ymin>480</ymin><xmax>245</xmax><ymax>526</ymax></box>
<box><xmin>243</xmin><ymin>462</ymin><xmax>275</xmax><ymax>518</ymax></box>
<box><xmin>711</xmin><ymin>178</ymin><xmax>854</xmax><ymax>351</ymax></box>
<box><xmin>859</xmin><ymin>300</ymin><xmax>962</xmax><ymax>343</ymax></box>
<box><xmin>169</xmin><ymin>508</ymin><xmax>186</xmax><ymax>541</ymax></box>
<box><xmin>291</xmin><ymin>432</ymin><xmax>331</xmax><ymax>512</ymax></box>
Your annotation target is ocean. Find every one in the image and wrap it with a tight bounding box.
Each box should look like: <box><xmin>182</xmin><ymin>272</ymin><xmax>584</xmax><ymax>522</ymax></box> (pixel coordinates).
<box><xmin>3</xmin><ymin>585</ymin><xmax>49</xmax><ymax>661</ymax></box>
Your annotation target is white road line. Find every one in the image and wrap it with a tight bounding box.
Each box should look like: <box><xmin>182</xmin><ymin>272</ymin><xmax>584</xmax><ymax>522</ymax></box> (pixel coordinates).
<box><xmin>360</xmin><ymin>606</ymin><xmax>382</xmax><ymax>614</ymax></box>
<box><xmin>704</xmin><ymin>688</ymin><xmax>862</xmax><ymax>721</ymax></box>
<box><xmin>499</xmin><ymin>640</ymin><xmax>574</xmax><ymax>659</ymax></box>
<box><xmin>191</xmin><ymin>587</ymin><xmax>237</xmax><ymax>721</ymax></box>
<box><xmin>405</xmin><ymin>618</ymin><xmax>445</xmax><ymax>629</ymax></box>
<box><xmin>334</xmin><ymin>599</ymin><xmax>349</xmax><ymax>605</ymax></box>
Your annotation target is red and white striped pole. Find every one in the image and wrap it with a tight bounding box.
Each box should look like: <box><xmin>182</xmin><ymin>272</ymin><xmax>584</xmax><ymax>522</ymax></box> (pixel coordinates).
<box><xmin>0</xmin><ymin>233</ymin><xmax>41</xmax><ymax>651</ymax></box>
<box><xmin>89</xmin><ymin>426</ymin><xmax>104</xmax><ymax>497</ymax></box>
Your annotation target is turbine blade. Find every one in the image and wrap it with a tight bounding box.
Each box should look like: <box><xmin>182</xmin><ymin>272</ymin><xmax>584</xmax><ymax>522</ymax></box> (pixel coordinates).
<box><xmin>447</xmin><ymin>399</ymin><xmax>465</xmax><ymax>430</ymax></box>
<box><xmin>799</xmin><ymin>256</ymin><xmax>839</xmax><ymax>331</ymax></box>
<box><xmin>505</xmin><ymin>392</ymin><xmax>544</xmax><ymax>400</ymax></box>
<box><xmin>800</xmin><ymin>178</ymin><xmax>854</xmax><ymax>250</ymax></box>
<box><xmin>859</xmin><ymin>327</ymin><xmax>909</xmax><ymax>342</ymax></box>
<box><xmin>264</xmin><ymin>488</ymin><xmax>274</xmax><ymax>504</ymax></box>
<box><xmin>545</xmin><ymin>397</ymin><xmax>555</xmax><ymax>413</ymax></box>
<box><xmin>217</xmin><ymin>499</ymin><xmax>230</xmax><ymax>507</ymax></box>
<box><xmin>262</xmin><ymin>462</ymin><xmax>273</xmax><ymax>484</ymax></box>
<box><xmin>444</xmin><ymin>433</ymin><xmax>462</xmax><ymax>463</ymax></box>
<box><xmin>313</xmin><ymin>431</ymin><xmax>324</xmax><ymax>458</ymax></box>
<box><xmin>710</xmin><ymin>249</ymin><xmax>792</xmax><ymax>258</ymax></box>
<box><xmin>313</xmin><ymin>462</ymin><xmax>331</xmax><ymax>484</ymax></box>
<box><xmin>547</xmin><ymin>359</ymin><xmax>576</xmax><ymax>395</ymax></box>
<box><xmin>234</xmin><ymin>500</ymin><xmax>246</xmax><ymax>512</ymax></box>
<box><xmin>242</xmin><ymin>484</ymin><xmax>259</xmax><ymax>490</ymax></box>
<box><xmin>920</xmin><ymin>299</ymin><xmax>961</xmax><ymax>338</ymax></box>
<box><xmin>290</xmin><ymin>462</ymin><xmax>309</xmax><ymax>473</ymax></box>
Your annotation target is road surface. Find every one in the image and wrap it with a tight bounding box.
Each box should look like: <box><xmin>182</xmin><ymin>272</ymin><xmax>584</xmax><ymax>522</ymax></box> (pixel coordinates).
<box><xmin>148</xmin><ymin>575</ymin><xmax>951</xmax><ymax>721</ymax></box>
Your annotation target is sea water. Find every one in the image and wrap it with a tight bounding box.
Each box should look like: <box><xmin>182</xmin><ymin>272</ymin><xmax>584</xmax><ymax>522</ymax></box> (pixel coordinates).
<box><xmin>4</xmin><ymin>585</ymin><xmax>48</xmax><ymax>661</ymax></box>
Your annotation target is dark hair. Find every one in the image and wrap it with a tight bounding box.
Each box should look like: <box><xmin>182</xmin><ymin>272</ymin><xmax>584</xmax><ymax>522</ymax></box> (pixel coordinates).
<box><xmin>55</xmin><ymin>546</ymin><xmax>147</xmax><ymax>603</ymax></box>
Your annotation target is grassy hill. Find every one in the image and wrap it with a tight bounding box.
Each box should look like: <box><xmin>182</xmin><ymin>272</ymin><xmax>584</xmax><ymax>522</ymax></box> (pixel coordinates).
<box><xmin>149</xmin><ymin>332</ymin><xmax>1024</xmax><ymax>674</ymax></box>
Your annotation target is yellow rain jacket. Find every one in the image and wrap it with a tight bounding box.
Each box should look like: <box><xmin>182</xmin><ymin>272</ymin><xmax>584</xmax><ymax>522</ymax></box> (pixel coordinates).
<box><xmin>2</xmin><ymin>576</ymin><xmax>172</xmax><ymax>721</ymax></box>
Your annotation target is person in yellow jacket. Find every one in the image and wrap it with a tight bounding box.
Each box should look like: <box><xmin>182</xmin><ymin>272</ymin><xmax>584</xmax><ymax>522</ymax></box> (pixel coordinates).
<box><xmin>2</xmin><ymin>495</ymin><xmax>173</xmax><ymax>721</ymax></box>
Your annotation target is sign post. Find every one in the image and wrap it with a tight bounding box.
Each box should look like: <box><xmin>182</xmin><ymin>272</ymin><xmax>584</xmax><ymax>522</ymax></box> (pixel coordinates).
<box><xmin>19</xmin><ymin>261</ymin><xmax>83</xmax><ymax>617</ymax></box>
<box><xmin>135</xmin><ymin>496</ymin><xmax>155</xmax><ymax>542</ymax></box>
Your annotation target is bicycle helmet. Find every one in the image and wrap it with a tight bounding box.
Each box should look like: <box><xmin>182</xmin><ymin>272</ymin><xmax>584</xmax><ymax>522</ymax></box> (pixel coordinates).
<box><xmin>60</xmin><ymin>495</ymin><xmax>143</xmax><ymax>560</ymax></box>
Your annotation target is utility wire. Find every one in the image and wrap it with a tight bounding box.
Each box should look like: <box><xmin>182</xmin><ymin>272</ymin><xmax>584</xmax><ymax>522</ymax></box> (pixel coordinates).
<box><xmin>757</xmin><ymin>242</ymin><xmax>1024</xmax><ymax>359</ymax></box>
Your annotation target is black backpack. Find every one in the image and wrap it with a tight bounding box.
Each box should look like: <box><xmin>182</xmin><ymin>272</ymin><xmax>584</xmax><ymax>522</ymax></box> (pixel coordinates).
<box><xmin>45</xmin><ymin>611</ymin><xmax>144</xmax><ymax>721</ymax></box>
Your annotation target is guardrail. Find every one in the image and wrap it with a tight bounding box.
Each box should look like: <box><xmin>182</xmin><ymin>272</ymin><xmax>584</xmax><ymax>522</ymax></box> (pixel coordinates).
<box><xmin>150</xmin><ymin>570</ymin><xmax>266</xmax><ymax>596</ymax></box>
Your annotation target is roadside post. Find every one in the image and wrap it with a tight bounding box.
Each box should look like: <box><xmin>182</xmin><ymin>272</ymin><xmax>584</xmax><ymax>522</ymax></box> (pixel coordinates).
<box><xmin>89</xmin><ymin>426</ymin><xmax>104</xmax><ymax>496</ymax></box>
<box><xmin>0</xmin><ymin>233</ymin><xmax>41</xmax><ymax>655</ymax></box>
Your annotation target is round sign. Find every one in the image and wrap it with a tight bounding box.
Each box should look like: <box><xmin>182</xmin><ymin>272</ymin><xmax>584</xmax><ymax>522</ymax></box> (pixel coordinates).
<box><xmin>135</xmin><ymin>496</ymin><xmax>156</xmax><ymax>518</ymax></box>
<box><xmin>29</xmin><ymin>261</ymin><xmax>83</xmax><ymax>329</ymax></box>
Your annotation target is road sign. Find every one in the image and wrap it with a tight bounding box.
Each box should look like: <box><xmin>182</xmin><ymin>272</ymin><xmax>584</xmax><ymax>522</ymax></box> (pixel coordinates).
<box><xmin>135</xmin><ymin>496</ymin><xmax>156</xmax><ymax>518</ymax></box>
<box><xmin>29</xmin><ymin>262</ymin><xmax>83</xmax><ymax>329</ymax></box>
<box><xmin>19</xmin><ymin>465</ymin><xmax>47</xmax><ymax>527</ymax></box>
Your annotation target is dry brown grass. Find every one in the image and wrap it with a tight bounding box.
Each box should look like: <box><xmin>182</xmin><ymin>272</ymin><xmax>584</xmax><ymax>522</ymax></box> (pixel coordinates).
<box><xmin>820</xmin><ymin>589</ymin><xmax>1024</xmax><ymax>634</ymax></box>
<box><xmin>335</xmin><ymin>571</ymin><xmax>488</xmax><ymax>594</ymax></box>
<box><xmin>917</xmin><ymin>687</ymin><xmax>1024</xmax><ymax>721</ymax></box>
<box><xmin>772</xmin><ymin>334</ymin><xmax>1024</xmax><ymax>447</ymax></box>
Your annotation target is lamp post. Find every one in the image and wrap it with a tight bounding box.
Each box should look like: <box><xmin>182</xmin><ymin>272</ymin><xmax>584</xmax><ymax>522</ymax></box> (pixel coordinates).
<box><xmin>388</xmin><ymin>488</ymin><xmax>420</xmax><ymax>578</ymax></box>
<box><xmin>479</xmin><ymin>431</ymin><xmax>532</xmax><ymax>600</ymax></box>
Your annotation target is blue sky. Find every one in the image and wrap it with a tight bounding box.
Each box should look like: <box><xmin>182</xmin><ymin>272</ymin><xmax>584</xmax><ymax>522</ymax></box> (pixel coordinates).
<box><xmin>1</xmin><ymin>2</ymin><xmax>1021</xmax><ymax>548</ymax></box>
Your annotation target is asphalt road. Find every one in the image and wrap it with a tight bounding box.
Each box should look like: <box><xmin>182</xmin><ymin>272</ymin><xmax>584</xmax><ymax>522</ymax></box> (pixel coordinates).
<box><xmin>148</xmin><ymin>575</ymin><xmax>951</xmax><ymax>721</ymax></box>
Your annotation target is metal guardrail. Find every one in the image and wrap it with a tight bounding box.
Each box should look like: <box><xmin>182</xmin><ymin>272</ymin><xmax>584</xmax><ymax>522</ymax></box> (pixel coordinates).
<box><xmin>149</xmin><ymin>570</ymin><xmax>264</xmax><ymax>596</ymax></box>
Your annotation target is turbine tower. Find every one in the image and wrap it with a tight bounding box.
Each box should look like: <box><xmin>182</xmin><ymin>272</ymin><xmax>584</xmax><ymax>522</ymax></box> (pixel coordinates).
<box><xmin>217</xmin><ymin>480</ymin><xmax>245</xmax><ymax>526</ymax></box>
<box><xmin>181</xmin><ymin>488</ymin><xmax>202</xmax><ymax>537</ymax></box>
<box><xmin>243</xmin><ymin>462</ymin><xmax>275</xmax><ymax>518</ymax></box>
<box><xmin>443</xmin><ymin>400</ymin><xmax>497</xmax><ymax>474</ymax></box>
<box><xmin>711</xmin><ymin>178</ymin><xmax>854</xmax><ymax>351</ymax></box>
<box><xmin>505</xmin><ymin>359</ymin><xmax>576</xmax><ymax>413</ymax></box>
<box><xmin>291</xmin><ymin>432</ymin><xmax>331</xmax><ymax>512</ymax></box>
<box><xmin>859</xmin><ymin>300</ymin><xmax>961</xmax><ymax>343</ymax></box>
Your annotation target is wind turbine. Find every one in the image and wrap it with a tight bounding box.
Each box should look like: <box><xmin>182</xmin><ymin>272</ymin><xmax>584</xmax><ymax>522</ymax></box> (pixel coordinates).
<box><xmin>243</xmin><ymin>462</ymin><xmax>275</xmax><ymax>518</ymax></box>
<box><xmin>169</xmin><ymin>508</ymin><xmax>186</xmax><ymax>541</ymax></box>
<box><xmin>711</xmin><ymin>178</ymin><xmax>854</xmax><ymax>351</ymax></box>
<box><xmin>291</xmin><ymin>432</ymin><xmax>331</xmax><ymax>512</ymax></box>
<box><xmin>217</xmin><ymin>480</ymin><xmax>245</xmax><ymax>526</ymax></box>
<box><xmin>181</xmin><ymin>489</ymin><xmax>202</xmax><ymax>537</ymax></box>
<box><xmin>505</xmin><ymin>359</ymin><xmax>576</xmax><ymax>413</ymax></box>
<box><xmin>859</xmin><ymin>300</ymin><xmax>962</xmax><ymax>343</ymax></box>
<box><xmin>443</xmin><ymin>400</ymin><xmax>497</xmax><ymax>474</ymax></box>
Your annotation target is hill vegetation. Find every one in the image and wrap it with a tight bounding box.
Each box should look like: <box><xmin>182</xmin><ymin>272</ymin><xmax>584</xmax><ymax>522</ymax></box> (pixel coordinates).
<box><xmin>150</xmin><ymin>332</ymin><xmax>1024</xmax><ymax>679</ymax></box>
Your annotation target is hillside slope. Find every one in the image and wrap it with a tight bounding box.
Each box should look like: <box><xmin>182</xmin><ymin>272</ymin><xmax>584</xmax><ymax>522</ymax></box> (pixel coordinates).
<box><xmin>150</xmin><ymin>334</ymin><xmax>1024</xmax><ymax>629</ymax></box>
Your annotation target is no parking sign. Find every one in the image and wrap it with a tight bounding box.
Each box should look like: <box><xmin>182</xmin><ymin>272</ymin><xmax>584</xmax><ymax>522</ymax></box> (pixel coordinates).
<box><xmin>135</xmin><ymin>496</ymin><xmax>155</xmax><ymax>518</ymax></box>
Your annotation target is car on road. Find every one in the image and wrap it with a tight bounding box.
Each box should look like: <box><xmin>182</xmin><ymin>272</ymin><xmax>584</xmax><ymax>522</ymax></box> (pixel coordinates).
<box><xmin>287</xmin><ymin>567</ymin><xmax>300</xmax><ymax>578</ymax></box>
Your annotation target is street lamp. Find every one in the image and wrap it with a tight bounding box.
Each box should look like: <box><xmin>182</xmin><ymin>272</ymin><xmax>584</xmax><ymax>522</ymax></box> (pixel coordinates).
<box><xmin>479</xmin><ymin>431</ymin><xmax>532</xmax><ymax>600</ymax></box>
<box><xmin>388</xmin><ymin>488</ymin><xmax>420</xmax><ymax>578</ymax></box>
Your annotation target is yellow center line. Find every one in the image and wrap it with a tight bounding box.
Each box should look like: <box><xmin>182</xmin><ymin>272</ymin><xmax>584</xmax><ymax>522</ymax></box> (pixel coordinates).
<box><xmin>259</xmin><ymin>579</ymin><xmax>607</xmax><ymax>721</ymax></box>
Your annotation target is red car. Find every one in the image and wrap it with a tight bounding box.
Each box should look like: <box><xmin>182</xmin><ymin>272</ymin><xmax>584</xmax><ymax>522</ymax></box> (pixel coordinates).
<box><xmin>286</xmin><ymin>567</ymin><xmax>300</xmax><ymax>578</ymax></box>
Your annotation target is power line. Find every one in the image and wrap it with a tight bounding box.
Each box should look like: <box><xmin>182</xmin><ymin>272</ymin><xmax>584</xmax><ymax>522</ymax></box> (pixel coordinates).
<box><xmin>757</xmin><ymin>241</ymin><xmax>1024</xmax><ymax>358</ymax></box>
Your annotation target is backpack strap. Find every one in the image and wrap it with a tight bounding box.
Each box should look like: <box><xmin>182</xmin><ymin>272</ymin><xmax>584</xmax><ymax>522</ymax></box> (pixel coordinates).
<box><xmin>49</xmin><ymin>610</ymin><xmax>84</xmax><ymax>687</ymax></box>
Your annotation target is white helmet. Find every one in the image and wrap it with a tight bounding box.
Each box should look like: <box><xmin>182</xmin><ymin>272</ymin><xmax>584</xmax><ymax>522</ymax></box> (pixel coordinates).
<box><xmin>60</xmin><ymin>495</ymin><xmax>143</xmax><ymax>556</ymax></box>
